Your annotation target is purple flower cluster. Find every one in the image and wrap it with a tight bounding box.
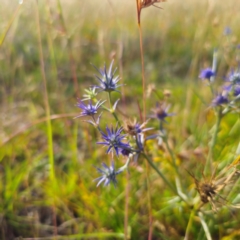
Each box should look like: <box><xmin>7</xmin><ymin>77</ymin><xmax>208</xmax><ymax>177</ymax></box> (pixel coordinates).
<box><xmin>199</xmin><ymin>65</ymin><xmax>240</xmax><ymax>108</ymax></box>
<box><xmin>74</xmin><ymin>61</ymin><xmax>131</xmax><ymax>187</ymax></box>
<box><xmin>75</xmin><ymin>60</ymin><xmax>175</xmax><ymax>187</ymax></box>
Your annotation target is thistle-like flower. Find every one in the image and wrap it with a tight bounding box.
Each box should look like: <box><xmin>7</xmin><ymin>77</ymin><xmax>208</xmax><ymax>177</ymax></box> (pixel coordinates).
<box><xmin>94</xmin><ymin>161</ymin><xmax>123</xmax><ymax>187</ymax></box>
<box><xmin>223</xmin><ymin>26</ymin><xmax>232</xmax><ymax>35</ymax></box>
<box><xmin>82</xmin><ymin>87</ymin><xmax>98</xmax><ymax>101</ymax></box>
<box><xmin>233</xmin><ymin>85</ymin><xmax>240</xmax><ymax>96</ymax></box>
<box><xmin>199</xmin><ymin>68</ymin><xmax>215</xmax><ymax>81</ymax></box>
<box><xmin>123</xmin><ymin>118</ymin><xmax>152</xmax><ymax>136</ymax></box>
<box><xmin>212</xmin><ymin>93</ymin><xmax>228</xmax><ymax>106</ymax></box>
<box><xmin>74</xmin><ymin>99</ymin><xmax>105</xmax><ymax>118</ymax></box>
<box><xmin>97</xmin><ymin>126</ymin><xmax>131</xmax><ymax>156</ymax></box>
<box><xmin>150</xmin><ymin>102</ymin><xmax>175</xmax><ymax>122</ymax></box>
<box><xmin>93</xmin><ymin>60</ymin><xmax>122</xmax><ymax>93</ymax></box>
<box><xmin>227</xmin><ymin>70</ymin><xmax>240</xmax><ymax>85</ymax></box>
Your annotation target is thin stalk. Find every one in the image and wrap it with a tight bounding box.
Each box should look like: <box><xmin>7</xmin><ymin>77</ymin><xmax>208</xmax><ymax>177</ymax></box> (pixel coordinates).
<box><xmin>107</xmin><ymin>92</ymin><xmax>112</xmax><ymax>107</ymax></box>
<box><xmin>35</xmin><ymin>0</ymin><xmax>55</xmax><ymax>182</ymax></box>
<box><xmin>124</xmin><ymin>171</ymin><xmax>130</xmax><ymax>240</ymax></box>
<box><xmin>208</xmin><ymin>82</ymin><xmax>215</xmax><ymax>96</ymax></box>
<box><xmin>210</xmin><ymin>49</ymin><xmax>217</xmax><ymax>83</ymax></box>
<box><xmin>162</xmin><ymin>135</ymin><xmax>188</xmax><ymax>200</ymax></box>
<box><xmin>142</xmin><ymin>153</ymin><xmax>184</xmax><ymax>200</ymax></box>
<box><xmin>45</xmin><ymin>0</ymin><xmax>58</xmax><ymax>80</ymax></box>
<box><xmin>136</xmin><ymin>0</ymin><xmax>146</xmax><ymax>121</ymax></box>
<box><xmin>136</xmin><ymin>5</ymin><xmax>150</xmax><ymax>235</ymax></box>
<box><xmin>0</xmin><ymin>4</ymin><xmax>21</xmax><ymax>48</ymax></box>
<box><xmin>225</xmin><ymin>117</ymin><xmax>240</xmax><ymax>200</ymax></box>
<box><xmin>56</xmin><ymin>0</ymin><xmax>79</xmax><ymax>98</ymax></box>
<box><xmin>184</xmin><ymin>206</ymin><xmax>197</xmax><ymax>240</ymax></box>
<box><xmin>5</xmin><ymin>167</ymin><xmax>13</xmax><ymax>212</ymax></box>
<box><xmin>105</xmin><ymin>1</ymin><xmax>125</xmax><ymax>105</ymax></box>
<box><xmin>198</xmin><ymin>212</ymin><xmax>212</xmax><ymax>240</ymax></box>
<box><xmin>138</xmin><ymin>24</ymin><xmax>146</xmax><ymax>122</ymax></box>
<box><xmin>163</xmin><ymin>136</ymin><xmax>178</xmax><ymax>174</ymax></box>
<box><xmin>71</xmin><ymin>121</ymin><xmax>79</xmax><ymax>166</ymax></box>
<box><xmin>21</xmin><ymin>232</ymin><xmax>125</xmax><ymax>239</ymax></box>
<box><xmin>1</xmin><ymin>113</ymin><xmax>77</xmax><ymax>146</ymax></box>
<box><xmin>204</xmin><ymin>107</ymin><xmax>222</xmax><ymax>175</ymax></box>
<box><xmin>52</xmin><ymin>205</ymin><xmax>58</xmax><ymax>237</ymax></box>
<box><xmin>145</xmin><ymin>161</ymin><xmax>153</xmax><ymax>240</ymax></box>
<box><xmin>107</xmin><ymin>92</ymin><xmax>120</xmax><ymax>123</ymax></box>
<box><xmin>35</xmin><ymin>1</ymin><xmax>57</xmax><ymax>236</ymax></box>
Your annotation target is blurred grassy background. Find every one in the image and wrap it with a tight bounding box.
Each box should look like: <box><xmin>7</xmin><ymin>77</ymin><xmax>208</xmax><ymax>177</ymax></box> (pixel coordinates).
<box><xmin>1</xmin><ymin>0</ymin><xmax>240</xmax><ymax>239</ymax></box>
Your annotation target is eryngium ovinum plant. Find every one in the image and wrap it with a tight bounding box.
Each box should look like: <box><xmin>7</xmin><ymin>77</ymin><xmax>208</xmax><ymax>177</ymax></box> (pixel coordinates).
<box><xmin>75</xmin><ymin>51</ymin><xmax>240</xmax><ymax>193</ymax></box>
<box><xmin>75</xmin><ymin>60</ymin><xmax>184</xmax><ymax>196</ymax></box>
<box><xmin>75</xmin><ymin>7</ymin><xmax>240</xmax><ymax>240</ymax></box>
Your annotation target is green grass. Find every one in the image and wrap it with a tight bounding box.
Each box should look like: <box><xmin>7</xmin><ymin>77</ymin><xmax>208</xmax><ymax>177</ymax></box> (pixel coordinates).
<box><xmin>1</xmin><ymin>0</ymin><xmax>240</xmax><ymax>239</ymax></box>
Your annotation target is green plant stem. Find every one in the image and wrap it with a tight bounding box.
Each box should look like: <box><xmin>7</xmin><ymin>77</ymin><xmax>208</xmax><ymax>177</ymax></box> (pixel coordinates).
<box><xmin>0</xmin><ymin>4</ymin><xmax>21</xmax><ymax>48</ymax></box>
<box><xmin>184</xmin><ymin>205</ymin><xmax>197</xmax><ymax>240</ymax></box>
<box><xmin>204</xmin><ymin>107</ymin><xmax>222</xmax><ymax>175</ymax></box>
<box><xmin>20</xmin><ymin>232</ymin><xmax>125</xmax><ymax>240</ymax></box>
<box><xmin>107</xmin><ymin>92</ymin><xmax>112</xmax><ymax>107</ymax></box>
<box><xmin>209</xmin><ymin>82</ymin><xmax>214</xmax><ymax>96</ymax></box>
<box><xmin>56</xmin><ymin>0</ymin><xmax>79</xmax><ymax>98</ymax></box>
<box><xmin>124</xmin><ymin>170</ymin><xmax>130</xmax><ymax>240</ymax></box>
<box><xmin>162</xmin><ymin>135</ymin><xmax>188</xmax><ymax>200</ymax></box>
<box><xmin>1</xmin><ymin>113</ymin><xmax>76</xmax><ymax>147</ymax></box>
<box><xmin>35</xmin><ymin>0</ymin><xmax>55</xmax><ymax>182</ymax></box>
<box><xmin>107</xmin><ymin>92</ymin><xmax>120</xmax><ymax>123</ymax></box>
<box><xmin>163</xmin><ymin>136</ymin><xmax>178</xmax><ymax>174</ymax></box>
<box><xmin>198</xmin><ymin>212</ymin><xmax>212</xmax><ymax>240</ymax></box>
<box><xmin>45</xmin><ymin>0</ymin><xmax>58</xmax><ymax>80</ymax></box>
<box><xmin>142</xmin><ymin>153</ymin><xmax>186</xmax><ymax>201</ymax></box>
<box><xmin>145</xmin><ymin>161</ymin><xmax>153</xmax><ymax>240</ymax></box>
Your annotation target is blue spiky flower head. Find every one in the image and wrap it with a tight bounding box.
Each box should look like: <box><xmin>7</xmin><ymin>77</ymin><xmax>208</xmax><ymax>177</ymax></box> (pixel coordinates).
<box><xmin>97</xmin><ymin>125</ymin><xmax>131</xmax><ymax>156</ymax></box>
<box><xmin>150</xmin><ymin>102</ymin><xmax>175</xmax><ymax>122</ymax></box>
<box><xmin>233</xmin><ymin>85</ymin><xmax>240</xmax><ymax>97</ymax></box>
<box><xmin>93</xmin><ymin>60</ymin><xmax>122</xmax><ymax>93</ymax></box>
<box><xmin>74</xmin><ymin>99</ymin><xmax>105</xmax><ymax>118</ymax></box>
<box><xmin>95</xmin><ymin>161</ymin><xmax>123</xmax><ymax>187</ymax></box>
<box><xmin>223</xmin><ymin>26</ymin><xmax>232</xmax><ymax>35</ymax></box>
<box><xmin>212</xmin><ymin>93</ymin><xmax>228</xmax><ymax>106</ymax></box>
<box><xmin>123</xmin><ymin>118</ymin><xmax>153</xmax><ymax>136</ymax></box>
<box><xmin>199</xmin><ymin>68</ymin><xmax>215</xmax><ymax>81</ymax></box>
<box><xmin>227</xmin><ymin>70</ymin><xmax>240</xmax><ymax>85</ymax></box>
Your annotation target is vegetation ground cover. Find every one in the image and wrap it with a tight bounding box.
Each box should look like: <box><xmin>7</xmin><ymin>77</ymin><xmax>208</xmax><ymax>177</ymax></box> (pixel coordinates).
<box><xmin>1</xmin><ymin>0</ymin><xmax>240</xmax><ymax>239</ymax></box>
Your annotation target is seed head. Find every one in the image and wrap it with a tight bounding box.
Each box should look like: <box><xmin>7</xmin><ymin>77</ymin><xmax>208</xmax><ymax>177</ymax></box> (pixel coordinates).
<box><xmin>188</xmin><ymin>168</ymin><xmax>238</xmax><ymax>211</ymax></box>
